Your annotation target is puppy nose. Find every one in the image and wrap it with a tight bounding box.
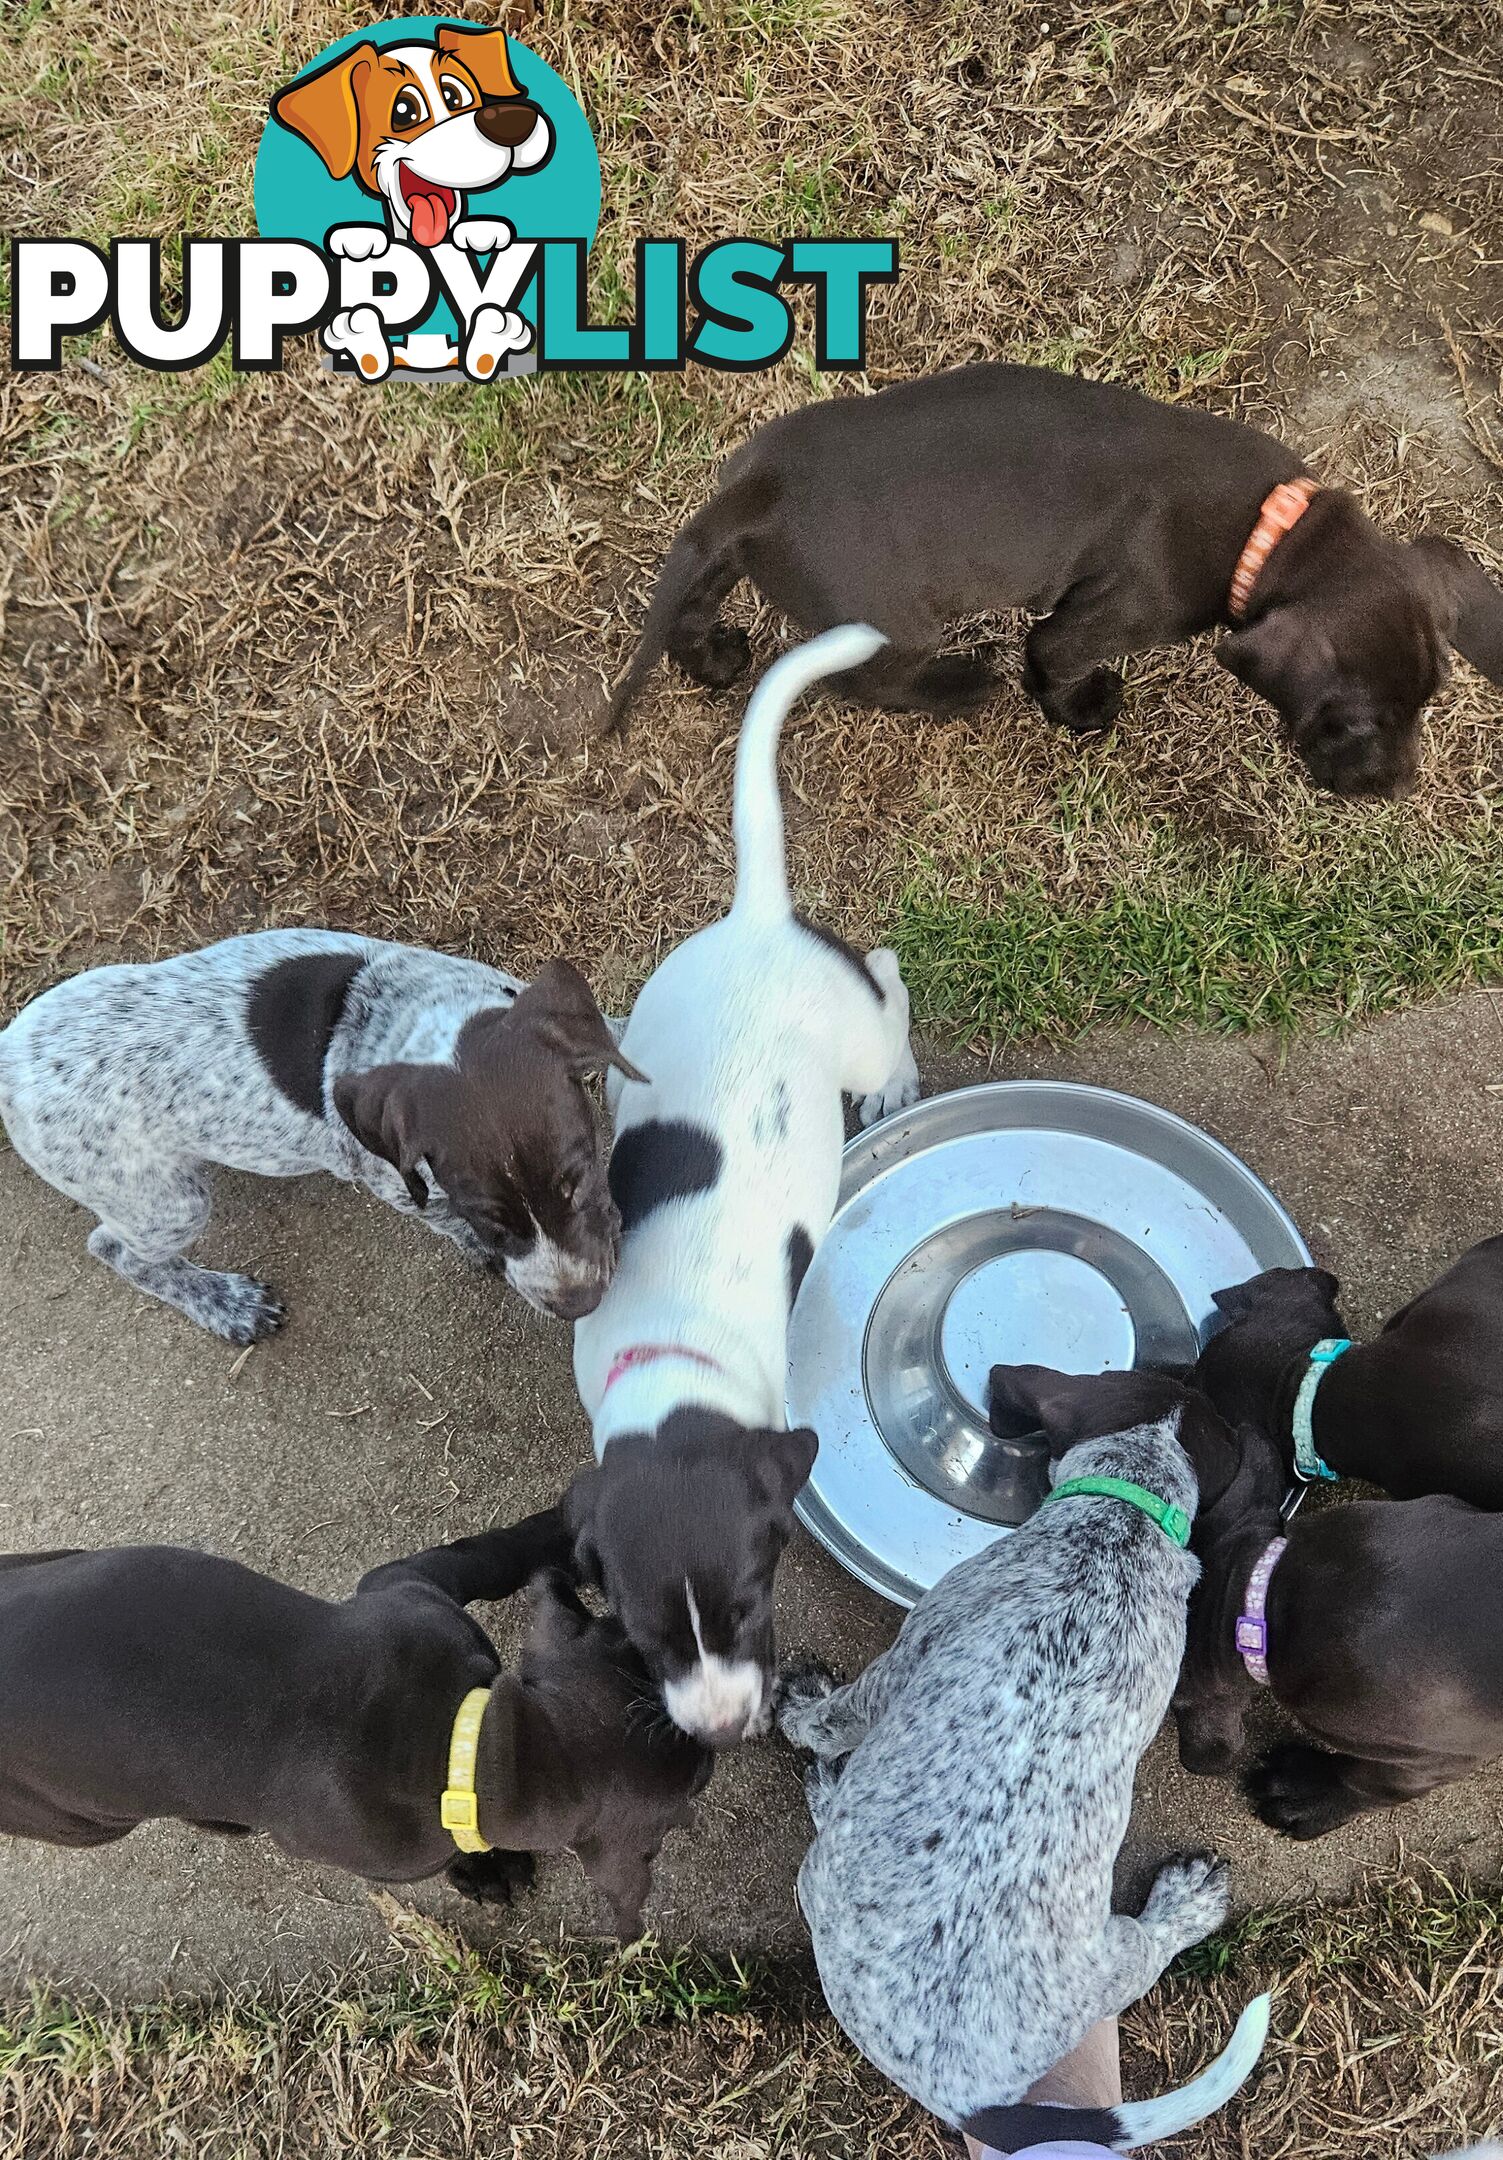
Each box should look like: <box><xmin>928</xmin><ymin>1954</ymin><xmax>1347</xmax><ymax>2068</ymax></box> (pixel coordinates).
<box><xmin>476</xmin><ymin>99</ymin><xmax>539</xmax><ymax>147</ymax></box>
<box><xmin>703</xmin><ymin>1715</ymin><xmax>750</xmax><ymax>1749</ymax></box>
<box><xmin>546</xmin><ymin>1279</ymin><xmax>607</xmax><ymax>1322</ymax></box>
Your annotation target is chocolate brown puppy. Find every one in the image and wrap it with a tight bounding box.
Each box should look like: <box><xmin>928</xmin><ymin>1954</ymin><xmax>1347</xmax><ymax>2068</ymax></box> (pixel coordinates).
<box><xmin>1170</xmin><ymin>1416</ymin><xmax>1503</xmax><ymax>1841</ymax></box>
<box><xmin>1193</xmin><ymin>1244</ymin><xmax>1503</xmax><ymax>1506</ymax></box>
<box><xmin>0</xmin><ymin>1511</ymin><xmax>710</xmax><ymax>1936</ymax></box>
<box><xmin>998</xmin><ymin>1363</ymin><xmax>1503</xmax><ymax>1843</ymax></box>
<box><xmin>606</xmin><ymin>363</ymin><xmax>1503</xmax><ymax>796</ymax></box>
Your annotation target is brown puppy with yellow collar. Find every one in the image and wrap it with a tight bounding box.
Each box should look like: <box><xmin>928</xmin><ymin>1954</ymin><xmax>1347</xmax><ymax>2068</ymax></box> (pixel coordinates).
<box><xmin>0</xmin><ymin>1512</ymin><xmax>710</xmax><ymax>1937</ymax></box>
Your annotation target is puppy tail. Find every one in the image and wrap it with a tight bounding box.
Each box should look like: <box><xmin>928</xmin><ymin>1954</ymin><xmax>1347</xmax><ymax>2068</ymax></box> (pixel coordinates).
<box><xmin>731</xmin><ymin>623</ymin><xmax>887</xmax><ymax>923</ymax></box>
<box><xmin>961</xmin><ymin>1994</ymin><xmax>1270</xmax><ymax>2154</ymax></box>
<box><xmin>602</xmin><ymin>470</ymin><xmax>768</xmax><ymax>736</ymax></box>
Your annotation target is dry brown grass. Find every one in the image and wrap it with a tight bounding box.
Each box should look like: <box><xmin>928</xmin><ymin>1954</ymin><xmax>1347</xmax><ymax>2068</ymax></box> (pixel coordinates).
<box><xmin>2</xmin><ymin>0</ymin><xmax>1501</xmax><ymax>1030</ymax></box>
<box><xmin>3</xmin><ymin>1864</ymin><xmax>1502</xmax><ymax>2159</ymax></box>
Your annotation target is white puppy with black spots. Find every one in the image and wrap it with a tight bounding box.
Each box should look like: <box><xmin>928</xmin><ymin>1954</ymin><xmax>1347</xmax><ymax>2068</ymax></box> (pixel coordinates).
<box><xmin>778</xmin><ymin>1368</ymin><xmax>1271</xmax><ymax>2154</ymax></box>
<box><xmin>568</xmin><ymin>626</ymin><xmax>922</xmax><ymax>1750</ymax></box>
<box><xmin>0</xmin><ymin>935</ymin><xmax>635</xmax><ymax>1342</ymax></box>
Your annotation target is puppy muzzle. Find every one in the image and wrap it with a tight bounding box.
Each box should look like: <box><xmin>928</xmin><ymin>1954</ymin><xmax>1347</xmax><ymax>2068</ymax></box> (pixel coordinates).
<box><xmin>504</xmin><ymin>1242</ymin><xmax>616</xmax><ymax>1322</ymax></box>
<box><xmin>664</xmin><ymin>1657</ymin><xmax>770</xmax><ymax>1748</ymax></box>
<box><xmin>539</xmin><ymin>1274</ymin><xmax>612</xmax><ymax>1323</ymax></box>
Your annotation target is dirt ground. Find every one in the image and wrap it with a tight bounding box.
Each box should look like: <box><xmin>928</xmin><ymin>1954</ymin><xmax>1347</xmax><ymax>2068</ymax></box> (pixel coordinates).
<box><xmin>4</xmin><ymin>0</ymin><xmax>1503</xmax><ymax>1042</ymax></box>
<box><xmin>3</xmin><ymin>990</ymin><xmax>1501</xmax><ymax>1996</ymax></box>
<box><xmin>5</xmin><ymin>16</ymin><xmax>1503</xmax><ymax>2143</ymax></box>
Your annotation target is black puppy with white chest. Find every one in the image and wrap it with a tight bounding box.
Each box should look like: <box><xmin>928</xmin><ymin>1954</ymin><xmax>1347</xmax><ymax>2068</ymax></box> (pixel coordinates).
<box><xmin>1193</xmin><ymin>1243</ymin><xmax>1503</xmax><ymax>1506</ymax></box>
<box><xmin>607</xmin><ymin>363</ymin><xmax>1503</xmax><ymax>796</ymax></box>
<box><xmin>0</xmin><ymin>1511</ymin><xmax>710</xmax><ymax>1937</ymax></box>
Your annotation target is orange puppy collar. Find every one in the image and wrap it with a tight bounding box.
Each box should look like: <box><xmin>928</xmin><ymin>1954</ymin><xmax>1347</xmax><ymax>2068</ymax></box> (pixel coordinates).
<box><xmin>1228</xmin><ymin>476</ymin><xmax>1320</xmax><ymax>621</ymax></box>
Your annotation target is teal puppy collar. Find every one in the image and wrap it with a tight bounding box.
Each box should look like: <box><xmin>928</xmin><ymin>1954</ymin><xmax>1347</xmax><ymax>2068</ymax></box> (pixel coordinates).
<box><xmin>1291</xmin><ymin>1337</ymin><xmax>1351</xmax><ymax>1483</ymax></box>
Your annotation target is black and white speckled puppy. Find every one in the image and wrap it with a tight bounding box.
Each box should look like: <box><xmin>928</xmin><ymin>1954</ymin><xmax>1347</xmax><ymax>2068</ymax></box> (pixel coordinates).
<box><xmin>778</xmin><ymin>1367</ymin><xmax>1270</xmax><ymax>2154</ymax></box>
<box><xmin>0</xmin><ymin>931</ymin><xmax>637</xmax><ymax>1341</ymax></box>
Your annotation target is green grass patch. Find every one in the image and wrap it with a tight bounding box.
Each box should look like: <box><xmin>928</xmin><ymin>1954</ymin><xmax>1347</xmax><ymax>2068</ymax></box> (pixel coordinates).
<box><xmin>893</xmin><ymin>825</ymin><xmax>1503</xmax><ymax>1040</ymax></box>
<box><xmin>1179</xmin><ymin>1858</ymin><xmax>1503</xmax><ymax>1979</ymax></box>
<box><xmin>5</xmin><ymin>1866</ymin><xmax>1503</xmax><ymax>2160</ymax></box>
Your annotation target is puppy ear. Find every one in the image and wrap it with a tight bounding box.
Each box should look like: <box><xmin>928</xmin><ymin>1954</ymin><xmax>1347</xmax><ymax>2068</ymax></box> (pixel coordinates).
<box><xmin>514</xmin><ymin>961</ymin><xmax>649</xmax><ymax>1085</ymax></box>
<box><xmin>988</xmin><ymin>1363</ymin><xmax>1053</xmax><ymax>1438</ymax></box>
<box><xmin>332</xmin><ymin>1064</ymin><xmax>432</xmax><ymax>1208</ymax></box>
<box><xmin>562</xmin><ymin>1465</ymin><xmax>605</xmax><ymax>1584</ymax></box>
<box><xmin>989</xmin><ymin>1363</ymin><xmax>1181</xmax><ymax>1451</ymax></box>
<box><xmin>435</xmin><ymin>20</ymin><xmax>525</xmax><ymax>100</ymax></box>
<box><xmin>1209</xmin><ymin>1281</ymin><xmax>1257</xmax><ymax>1321</ymax></box>
<box><xmin>1409</xmin><ymin>535</ymin><xmax>1503</xmax><ymax>684</ymax></box>
<box><xmin>270</xmin><ymin>42</ymin><xmax>379</xmax><ymax>181</ymax></box>
<box><xmin>756</xmin><ymin>1426</ymin><xmax>819</xmax><ymax>1510</ymax></box>
<box><xmin>473</xmin><ymin>1675</ymin><xmax>570</xmax><ymax>1850</ymax></box>
<box><xmin>1212</xmin><ymin>1266</ymin><xmax>1340</xmax><ymax>1321</ymax></box>
<box><xmin>1217</xmin><ymin>607</ymin><xmax>1338</xmax><ymax>703</ymax></box>
<box><xmin>525</xmin><ymin>1567</ymin><xmax>592</xmax><ymax>1646</ymax></box>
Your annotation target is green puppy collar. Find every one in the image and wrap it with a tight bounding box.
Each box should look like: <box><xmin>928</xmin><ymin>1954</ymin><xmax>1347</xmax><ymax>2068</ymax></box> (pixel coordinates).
<box><xmin>1042</xmin><ymin>1476</ymin><xmax>1192</xmax><ymax>1548</ymax></box>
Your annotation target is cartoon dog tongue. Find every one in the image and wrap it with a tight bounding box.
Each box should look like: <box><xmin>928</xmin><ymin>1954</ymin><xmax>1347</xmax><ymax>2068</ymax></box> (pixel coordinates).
<box><xmin>406</xmin><ymin>179</ymin><xmax>453</xmax><ymax>248</ymax></box>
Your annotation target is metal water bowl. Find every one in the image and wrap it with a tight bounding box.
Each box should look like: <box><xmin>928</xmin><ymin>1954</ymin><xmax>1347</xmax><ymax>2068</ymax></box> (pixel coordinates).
<box><xmin>786</xmin><ymin>1082</ymin><xmax>1311</xmax><ymax>1607</ymax></box>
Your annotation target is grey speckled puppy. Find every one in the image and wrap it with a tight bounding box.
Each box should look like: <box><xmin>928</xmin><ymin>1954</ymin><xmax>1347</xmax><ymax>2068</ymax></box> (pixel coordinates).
<box><xmin>778</xmin><ymin>1370</ymin><xmax>1269</xmax><ymax>2154</ymax></box>
<box><xmin>0</xmin><ymin>929</ymin><xmax>636</xmax><ymax>1341</ymax></box>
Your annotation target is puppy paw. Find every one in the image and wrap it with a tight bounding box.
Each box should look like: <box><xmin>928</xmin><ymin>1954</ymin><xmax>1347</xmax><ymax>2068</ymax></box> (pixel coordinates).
<box><xmin>204</xmin><ymin>1274</ymin><xmax>286</xmax><ymax>1347</ymax></box>
<box><xmin>674</xmin><ymin>622</ymin><xmax>750</xmax><ymax>690</ymax></box>
<box><xmin>1142</xmin><ymin>1850</ymin><xmax>1231</xmax><ymax>1948</ymax></box>
<box><xmin>910</xmin><ymin>650</ymin><xmax>996</xmax><ymax>714</ymax></box>
<box><xmin>859</xmin><ymin>1052</ymin><xmax>921</xmax><ymax>1129</ymax></box>
<box><xmin>1244</xmin><ymin>1741</ymin><xmax>1356</xmax><ymax>1841</ymax></box>
<box><xmin>775</xmin><ymin>1657</ymin><xmax>840</xmax><ymax>1738</ymax></box>
<box><xmin>446</xmin><ymin>1848</ymin><xmax>537</xmax><ymax>1906</ymax></box>
<box><xmin>1040</xmin><ymin>666</ymin><xmax>1124</xmax><ymax>735</ymax></box>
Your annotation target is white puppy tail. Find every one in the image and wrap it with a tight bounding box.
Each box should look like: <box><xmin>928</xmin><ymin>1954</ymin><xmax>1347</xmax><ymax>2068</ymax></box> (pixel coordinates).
<box><xmin>731</xmin><ymin>624</ymin><xmax>887</xmax><ymax>921</ymax></box>
<box><xmin>962</xmin><ymin>1994</ymin><xmax>1271</xmax><ymax>2153</ymax></box>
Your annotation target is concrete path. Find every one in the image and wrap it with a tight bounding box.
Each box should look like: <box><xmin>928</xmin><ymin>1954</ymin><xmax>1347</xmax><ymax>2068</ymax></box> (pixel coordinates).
<box><xmin>3</xmin><ymin>992</ymin><xmax>1501</xmax><ymax>1993</ymax></box>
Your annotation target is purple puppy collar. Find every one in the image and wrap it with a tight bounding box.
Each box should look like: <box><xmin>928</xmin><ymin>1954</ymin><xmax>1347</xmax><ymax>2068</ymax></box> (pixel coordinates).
<box><xmin>1234</xmin><ymin>1536</ymin><xmax>1288</xmax><ymax>1686</ymax></box>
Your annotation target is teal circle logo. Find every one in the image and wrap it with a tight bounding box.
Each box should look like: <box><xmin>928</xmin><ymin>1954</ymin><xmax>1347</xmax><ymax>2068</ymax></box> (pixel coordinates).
<box><xmin>254</xmin><ymin>17</ymin><xmax>599</xmax><ymax>378</ymax></box>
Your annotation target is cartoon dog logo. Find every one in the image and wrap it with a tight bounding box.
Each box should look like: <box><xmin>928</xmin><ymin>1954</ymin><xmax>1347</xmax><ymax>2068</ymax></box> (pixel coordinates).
<box><xmin>271</xmin><ymin>23</ymin><xmax>553</xmax><ymax>378</ymax></box>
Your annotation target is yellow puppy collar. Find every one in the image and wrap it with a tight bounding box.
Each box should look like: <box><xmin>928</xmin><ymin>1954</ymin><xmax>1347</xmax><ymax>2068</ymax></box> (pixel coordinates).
<box><xmin>441</xmin><ymin>1686</ymin><xmax>493</xmax><ymax>1853</ymax></box>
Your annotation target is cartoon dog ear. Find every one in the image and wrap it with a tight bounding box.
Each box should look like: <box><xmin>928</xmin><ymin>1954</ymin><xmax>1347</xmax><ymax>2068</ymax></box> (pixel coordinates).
<box><xmin>435</xmin><ymin>21</ymin><xmax>525</xmax><ymax>101</ymax></box>
<box><xmin>1408</xmin><ymin>535</ymin><xmax>1503</xmax><ymax>685</ymax></box>
<box><xmin>270</xmin><ymin>41</ymin><xmax>380</xmax><ymax>182</ymax></box>
<box><xmin>332</xmin><ymin>1063</ymin><xmax>433</xmax><ymax>1207</ymax></box>
<box><xmin>514</xmin><ymin>961</ymin><xmax>649</xmax><ymax>1085</ymax></box>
